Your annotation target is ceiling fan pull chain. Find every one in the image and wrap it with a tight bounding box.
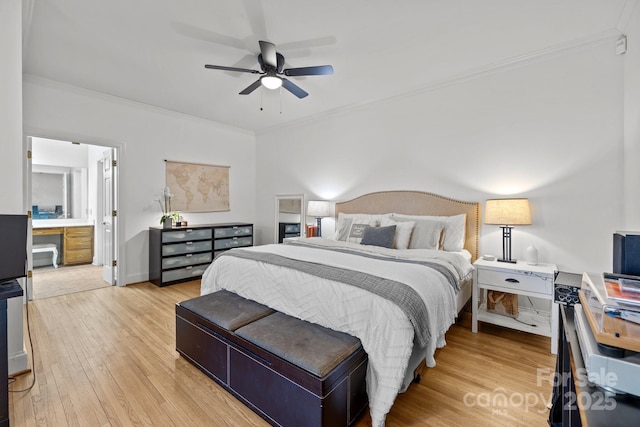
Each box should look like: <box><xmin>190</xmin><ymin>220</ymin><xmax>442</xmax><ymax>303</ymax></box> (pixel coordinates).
<box><xmin>279</xmin><ymin>86</ymin><xmax>282</xmax><ymax>114</ymax></box>
<box><xmin>260</xmin><ymin>87</ymin><xmax>263</xmax><ymax>111</ymax></box>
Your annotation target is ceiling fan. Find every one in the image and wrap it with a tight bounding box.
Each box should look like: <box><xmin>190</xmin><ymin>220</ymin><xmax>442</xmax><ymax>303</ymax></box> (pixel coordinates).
<box><xmin>204</xmin><ymin>40</ymin><xmax>333</xmax><ymax>99</ymax></box>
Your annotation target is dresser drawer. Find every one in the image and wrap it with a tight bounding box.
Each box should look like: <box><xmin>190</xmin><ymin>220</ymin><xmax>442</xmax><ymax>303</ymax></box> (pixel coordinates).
<box><xmin>477</xmin><ymin>268</ymin><xmax>553</xmax><ymax>295</ymax></box>
<box><xmin>65</xmin><ymin>249</ymin><xmax>93</xmax><ymax>265</ymax></box>
<box><xmin>162</xmin><ymin>240</ymin><xmax>212</xmax><ymax>256</ymax></box>
<box><xmin>163</xmin><ymin>228</ymin><xmax>212</xmax><ymax>243</ymax></box>
<box><xmin>284</xmin><ymin>224</ymin><xmax>300</xmax><ymax>233</ymax></box>
<box><xmin>65</xmin><ymin>237</ymin><xmax>93</xmax><ymax>251</ymax></box>
<box><xmin>65</xmin><ymin>226</ymin><xmax>93</xmax><ymax>238</ymax></box>
<box><xmin>214</xmin><ymin>236</ymin><xmax>253</xmax><ymax>250</ymax></box>
<box><xmin>163</xmin><ymin>264</ymin><xmax>209</xmax><ymax>283</ymax></box>
<box><xmin>162</xmin><ymin>252</ymin><xmax>213</xmax><ymax>269</ymax></box>
<box><xmin>33</xmin><ymin>227</ymin><xmax>64</xmax><ymax>236</ymax></box>
<box><xmin>214</xmin><ymin>225</ymin><xmax>253</xmax><ymax>239</ymax></box>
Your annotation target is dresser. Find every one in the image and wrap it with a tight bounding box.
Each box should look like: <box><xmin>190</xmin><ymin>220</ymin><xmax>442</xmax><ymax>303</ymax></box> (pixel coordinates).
<box><xmin>278</xmin><ymin>222</ymin><xmax>301</xmax><ymax>243</ymax></box>
<box><xmin>149</xmin><ymin>223</ymin><xmax>253</xmax><ymax>287</ymax></box>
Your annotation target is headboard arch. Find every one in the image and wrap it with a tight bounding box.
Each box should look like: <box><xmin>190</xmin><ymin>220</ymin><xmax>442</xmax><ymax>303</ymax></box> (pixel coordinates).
<box><xmin>334</xmin><ymin>190</ymin><xmax>480</xmax><ymax>262</ymax></box>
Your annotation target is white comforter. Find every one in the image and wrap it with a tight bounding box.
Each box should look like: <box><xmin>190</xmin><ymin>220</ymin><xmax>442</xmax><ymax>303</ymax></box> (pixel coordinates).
<box><xmin>200</xmin><ymin>238</ymin><xmax>473</xmax><ymax>427</ymax></box>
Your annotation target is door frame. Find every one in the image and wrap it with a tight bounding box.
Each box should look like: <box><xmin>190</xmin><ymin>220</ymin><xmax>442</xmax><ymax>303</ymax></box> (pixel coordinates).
<box><xmin>24</xmin><ymin>132</ymin><xmax>127</xmax><ymax>297</ymax></box>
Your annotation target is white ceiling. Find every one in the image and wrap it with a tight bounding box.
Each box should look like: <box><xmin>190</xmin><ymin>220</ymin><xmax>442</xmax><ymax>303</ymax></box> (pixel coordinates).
<box><xmin>22</xmin><ymin>0</ymin><xmax>633</xmax><ymax>133</ymax></box>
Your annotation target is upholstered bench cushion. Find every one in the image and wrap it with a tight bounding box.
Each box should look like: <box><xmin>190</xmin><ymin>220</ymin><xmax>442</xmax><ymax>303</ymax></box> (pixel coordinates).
<box><xmin>180</xmin><ymin>290</ymin><xmax>275</xmax><ymax>331</ymax></box>
<box><xmin>235</xmin><ymin>312</ymin><xmax>362</xmax><ymax>377</ymax></box>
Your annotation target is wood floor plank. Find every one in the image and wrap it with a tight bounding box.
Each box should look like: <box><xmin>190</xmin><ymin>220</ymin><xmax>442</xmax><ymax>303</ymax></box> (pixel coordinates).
<box><xmin>10</xmin><ymin>280</ymin><xmax>556</xmax><ymax>426</ymax></box>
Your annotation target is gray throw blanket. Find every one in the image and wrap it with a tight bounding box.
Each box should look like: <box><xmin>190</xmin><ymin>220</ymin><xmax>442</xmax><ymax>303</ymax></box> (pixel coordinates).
<box><xmin>289</xmin><ymin>241</ymin><xmax>460</xmax><ymax>292</ymax></box>
<box><xmin>218</xmin><ymin>247</ymin><xmax>457</xmax><ymax>347</ymax></box>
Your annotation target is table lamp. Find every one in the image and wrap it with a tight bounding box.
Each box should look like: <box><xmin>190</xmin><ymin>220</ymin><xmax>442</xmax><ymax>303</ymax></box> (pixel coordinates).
<box><xmin>307</xmin><ymin>201</ymin><xmax>333</xmax><ymax>237</ymax></box>
<box><xmin>484</xmin><ymin>198</ymin><xmax>531</xmax><ymax>263</ymax></box>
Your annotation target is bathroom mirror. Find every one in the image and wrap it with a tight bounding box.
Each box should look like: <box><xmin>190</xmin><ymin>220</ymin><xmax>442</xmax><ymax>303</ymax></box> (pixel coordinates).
<box><xmin>32</xmin><ymin>164</ymin><xmax>88</xmax><ymax>220</ymax></box>
<box><xmin>274</xmin><ymin>194</ymin><xmax>305</xmax><ymax>243</ymax></box>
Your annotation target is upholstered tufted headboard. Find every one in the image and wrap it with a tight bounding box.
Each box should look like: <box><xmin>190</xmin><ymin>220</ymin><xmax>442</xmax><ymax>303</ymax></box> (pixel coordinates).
<box><xmin>334</xmin><ymin>190</ymin><xmax>480</xmax><ymax>262</ymax></box>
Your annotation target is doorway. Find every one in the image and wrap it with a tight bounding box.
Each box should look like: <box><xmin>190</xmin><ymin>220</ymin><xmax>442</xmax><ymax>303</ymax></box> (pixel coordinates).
<box><xmin>26</xmin><ymin>136</ymin><xmax>120</xmax><ymax>300</ymax></box>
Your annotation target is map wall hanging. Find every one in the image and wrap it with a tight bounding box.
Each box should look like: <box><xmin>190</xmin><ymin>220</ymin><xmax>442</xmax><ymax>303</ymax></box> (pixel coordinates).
<box><xmin>165</xmin><ymin>160</ymin><xmax>230</xmax><ymax>212</ymax></box>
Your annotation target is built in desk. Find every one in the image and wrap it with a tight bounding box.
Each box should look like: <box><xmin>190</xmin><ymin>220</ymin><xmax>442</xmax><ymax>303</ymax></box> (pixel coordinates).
<box><xmin>32</xmin><ymin>225</ymin><xmax>94</xmax><ymax>266</ymax></box>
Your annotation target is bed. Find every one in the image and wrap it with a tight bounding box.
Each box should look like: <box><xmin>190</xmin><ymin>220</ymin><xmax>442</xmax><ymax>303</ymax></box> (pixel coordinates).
<box><xmin>200</xmin><ymin>190</ymin><xmax>479</xmax><ymax>427</ymax></box>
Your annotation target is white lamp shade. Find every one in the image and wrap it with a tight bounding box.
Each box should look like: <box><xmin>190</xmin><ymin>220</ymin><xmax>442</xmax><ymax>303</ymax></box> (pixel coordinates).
<box><xmin>261</xmin><ymin>75</ymin><xmax>282</xmax><ymax>90</ymax></box>
<box><xmin>307</xmin><ymin>200</ymin><xmax>333</xmax><ymax>218</ymax></box>
<box><xmin>484</xmin><ymin>198</ymin><xmax>532</xmax><ymax>225</ymax></box>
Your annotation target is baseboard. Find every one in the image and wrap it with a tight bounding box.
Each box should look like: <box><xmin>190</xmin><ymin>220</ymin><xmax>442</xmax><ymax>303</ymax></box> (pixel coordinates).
<box><xmin>126</xmin><ymin>272</ymin><xmax>148</xmax><ymax>285</ymax></box>
<box><xmin>9</xmin><ymin>349</ymin><xmax>28</xmax><ymax>376</ymax></box>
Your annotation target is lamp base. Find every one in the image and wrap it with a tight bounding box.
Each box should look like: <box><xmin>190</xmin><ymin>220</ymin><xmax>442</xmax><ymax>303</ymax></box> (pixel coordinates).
<box><xmin>497</xmin><ymin>258</ymin><xmax>517</xmax><ymax>264</ymax></box>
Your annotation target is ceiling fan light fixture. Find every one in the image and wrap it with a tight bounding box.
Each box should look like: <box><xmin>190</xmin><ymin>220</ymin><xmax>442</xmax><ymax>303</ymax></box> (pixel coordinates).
<box><xmin>261</xmin><ymin>75</ymin><xmax>282</xmax><ymax>90</ymax></box>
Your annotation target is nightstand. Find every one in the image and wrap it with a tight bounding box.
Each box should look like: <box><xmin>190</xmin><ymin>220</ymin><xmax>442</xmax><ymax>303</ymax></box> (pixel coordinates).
<box><xmin>472</xmin><ymin>259</ymin><xmax>559</xmax><ymax>354</ymax></box>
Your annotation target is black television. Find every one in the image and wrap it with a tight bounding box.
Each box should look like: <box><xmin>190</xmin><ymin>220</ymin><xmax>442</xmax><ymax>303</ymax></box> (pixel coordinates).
<box><xmin>0</xmin><ymin>214</ymin><xmax>27</xmax><ymax>284</ymax></box>
<box><xmin>613</xmin><ymin>232</ymin><xmax>640</xmax><ymax>276</ymax></box>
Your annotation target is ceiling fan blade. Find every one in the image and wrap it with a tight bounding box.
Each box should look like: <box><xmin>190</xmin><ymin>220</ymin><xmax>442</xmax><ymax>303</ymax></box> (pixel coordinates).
<box><xmin>282</xmin><ymin>78</ymin><xmax>308</xmax><ymax>99</ymax></box>
<box><xmin>283</xmin><ymin>65</ymin><xmax>334</xmax><ymax>77</ymax></box>
<box><xmin>205</xmin><ymin>64</ymin><xmax>261</xmax><ymax>74</ymax></box>
<box><xmin>259</xmin><ymin>40</ymin><xmax>278</xmax><ymax>69</ymax></box>
<box><xmin>239</xmin><ymin>79</ymin><xmax>262</xmax><ymax>95</ymax></box>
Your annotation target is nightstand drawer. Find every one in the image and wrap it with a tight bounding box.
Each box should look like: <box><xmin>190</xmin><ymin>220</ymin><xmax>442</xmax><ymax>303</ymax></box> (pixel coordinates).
<box><xmin>477</xmin><ymin>268</ymin><xmax>553</xmax><ymax>295</ymax></box>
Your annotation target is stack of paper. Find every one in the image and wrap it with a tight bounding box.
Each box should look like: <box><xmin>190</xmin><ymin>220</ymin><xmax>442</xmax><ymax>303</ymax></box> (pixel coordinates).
<box><xmin>602</xmin><ymin>274</ymin><xmax>640</xmax><ymax>325</ymax></box>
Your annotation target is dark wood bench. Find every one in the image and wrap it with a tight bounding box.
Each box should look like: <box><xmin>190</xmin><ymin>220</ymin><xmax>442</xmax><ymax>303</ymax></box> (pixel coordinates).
<box><xmin>175</xmin><ymin>290</ymin><xmax>369</xmax><ymax>427</ymax></box>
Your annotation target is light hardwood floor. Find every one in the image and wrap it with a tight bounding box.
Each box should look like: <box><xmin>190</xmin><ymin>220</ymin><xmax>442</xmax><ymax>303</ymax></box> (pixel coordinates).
<box><xmin>10</xmin><ymin>280</ymin><xmax>556</xmax><ymax>426</ymax></box>
<box><xmin>32</xmin><ymin>264</ymin><xmax>109</xmax><ymax>299</ymax></box>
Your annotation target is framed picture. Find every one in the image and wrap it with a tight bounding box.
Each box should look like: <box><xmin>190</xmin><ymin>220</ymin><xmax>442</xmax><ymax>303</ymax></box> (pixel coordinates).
<box><xmin>165</xmin><ymin>160</ymin><xmax>230</xmax><ymax>212</ymax></box>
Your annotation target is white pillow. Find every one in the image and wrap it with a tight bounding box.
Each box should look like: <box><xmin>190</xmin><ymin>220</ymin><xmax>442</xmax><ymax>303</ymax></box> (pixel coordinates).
<box><xmin>392</xmin><ymin>213</ymin><xmax>466</xmax><ymax>251</ymax></box>
<box><xmin>333</xmin><ymin>213</ymin><xmax>390</xmax><ymax>241</ymax></box>
<box><xmin>392</xmin><ymin>216</ymin><xmax>443</xmax><ymax>250</ymax></box>
<box><xmin>346</xmin><ymin>222</ymin><xmax>376</xmax><ymax>244</ymax></box>
<box><xmin>380</xmin><ymin>218</ymin><xmax>415</xmax><ymax>250</ymax></box>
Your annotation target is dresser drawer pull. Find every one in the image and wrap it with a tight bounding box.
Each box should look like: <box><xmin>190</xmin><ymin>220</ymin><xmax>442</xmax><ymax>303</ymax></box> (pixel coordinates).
<box><xmin>186</xmin><ymin>254</ymin><xmax>192</xmax><ymax>257</ymax></box>
<box><xmin>505</xmin><ymin>278</ymin><xmax>520</xmax><ymax>283</ymax></box>
<box><xmin>186</xmin><ymin>266</ymin><xmax>192</xmax><ymax>270</ymax></box>
<box><xmin>186</xmin><ymin>241</ymin><xmax>193</xmax><ymax>245</ymax></box>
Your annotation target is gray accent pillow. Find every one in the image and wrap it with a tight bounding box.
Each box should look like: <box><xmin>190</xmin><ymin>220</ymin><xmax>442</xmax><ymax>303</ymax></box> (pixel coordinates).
<box><xmin>360</xmin><ymin>225</ymin><xmax>396</xmax><ymax>248</ymax></box>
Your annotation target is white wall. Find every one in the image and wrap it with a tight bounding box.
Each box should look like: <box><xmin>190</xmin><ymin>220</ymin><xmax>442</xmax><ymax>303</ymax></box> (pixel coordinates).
<box><xmin>0</xmin><ymin>0</ymin><xmax>28</xmax><ymax>375</ymax></box>
<box><xmin>256</xmin><ymin>38</ymin><xmax>624</xmax><ymax>274</ymax></box>
<box><xmin>624</xmin><ymin>5</ymin><xmax>640</xmax><ymax>229</ymax></box>
<box><xmin>23</xmin><ymin>77</ymin><xmax>256</xmax><ymax>284</ymax></box>
<box><xmin>32</xmin><ymin>137</ymin><xmax>89</xmax><ymax>168</ymax></box>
